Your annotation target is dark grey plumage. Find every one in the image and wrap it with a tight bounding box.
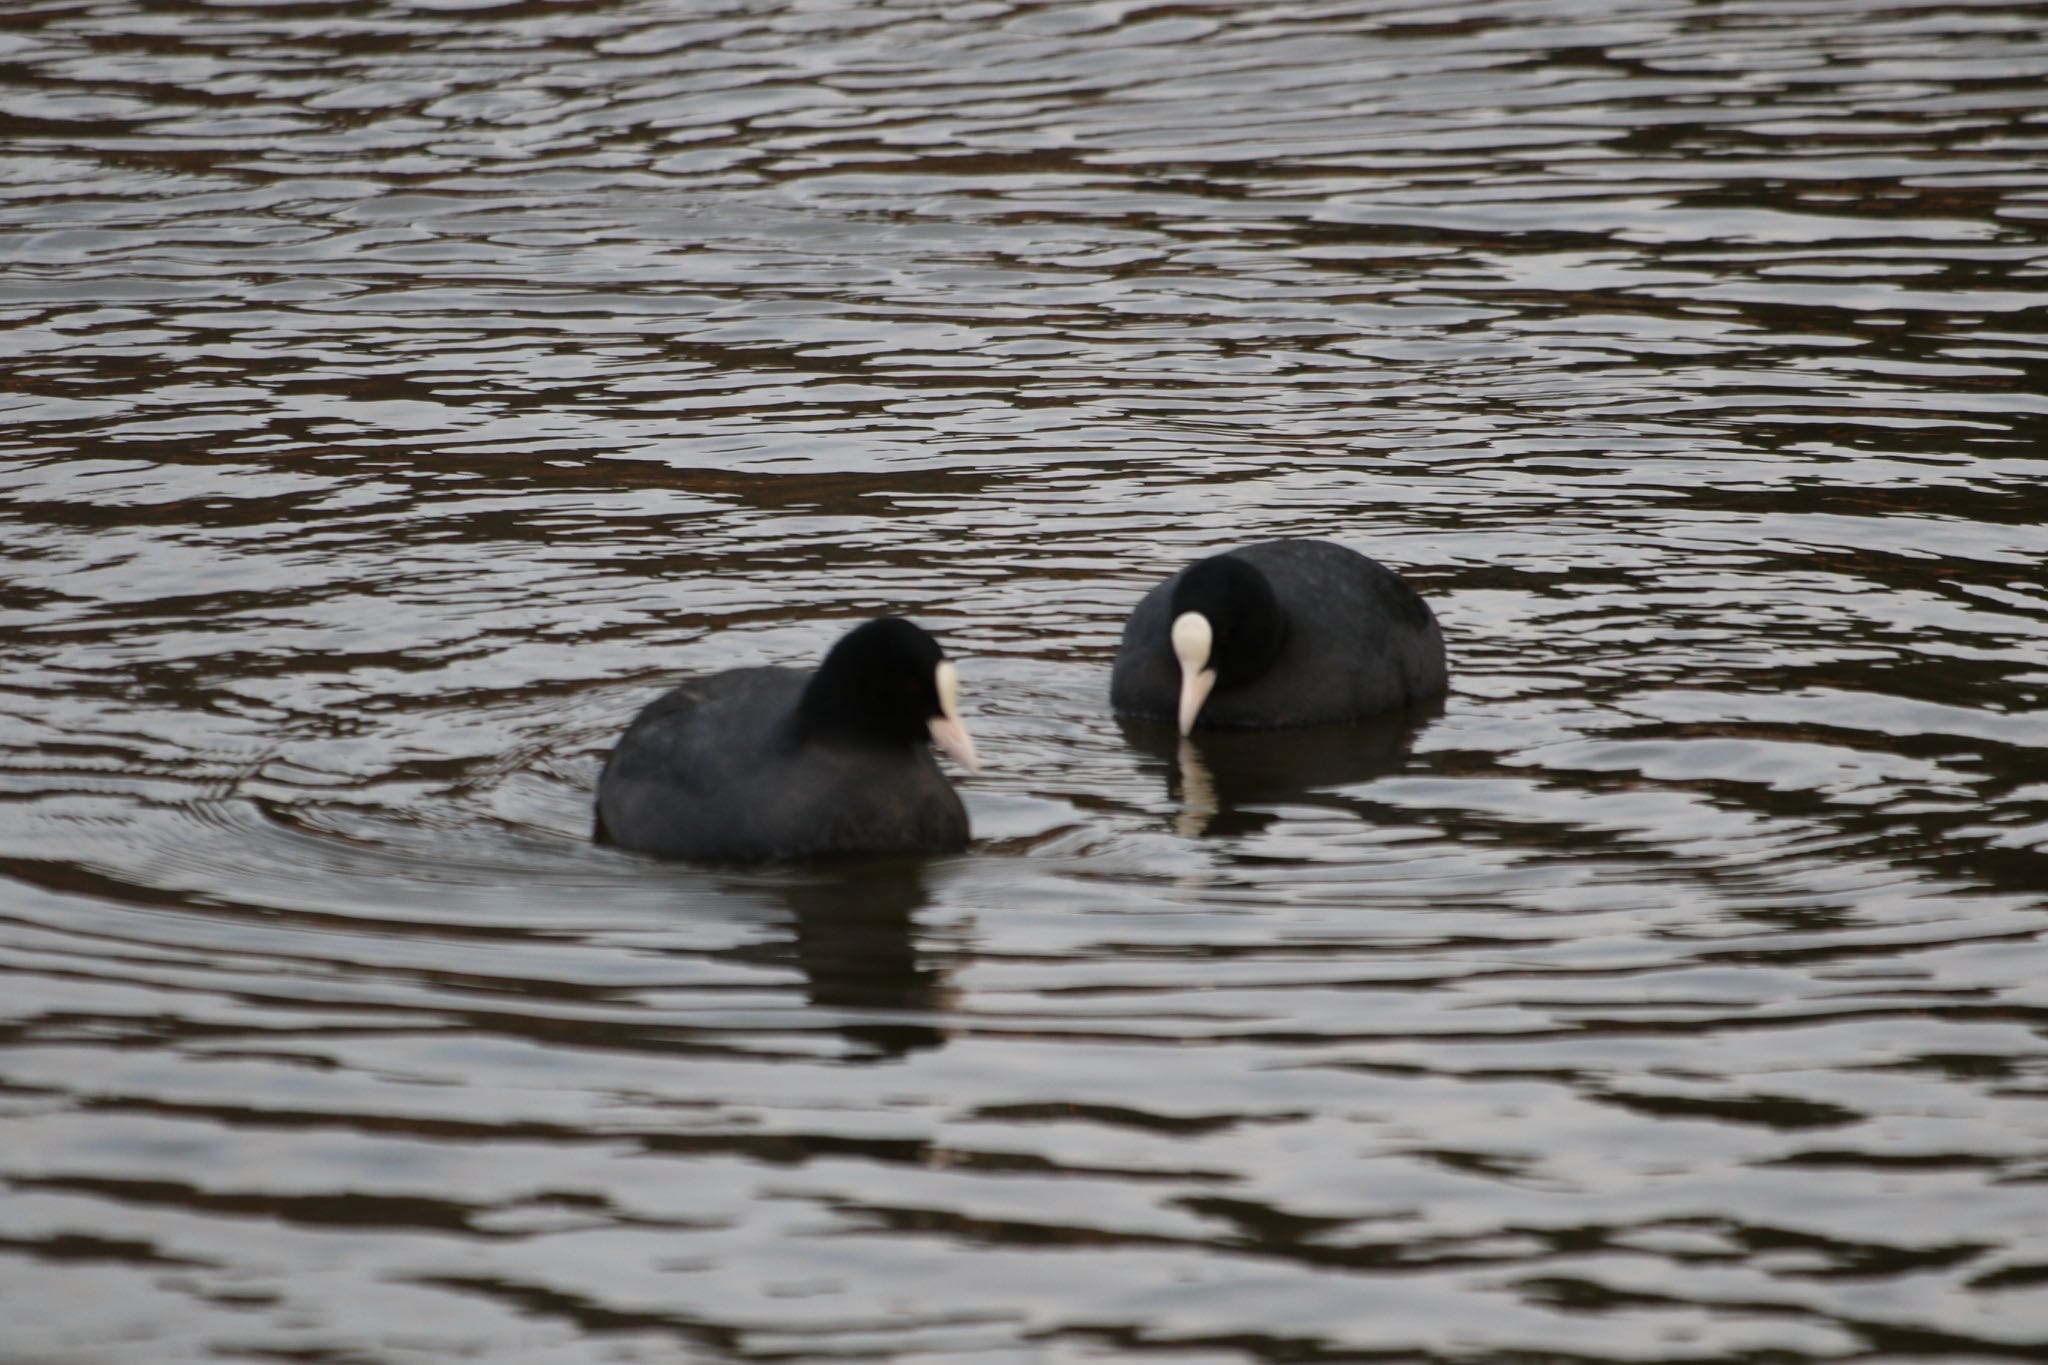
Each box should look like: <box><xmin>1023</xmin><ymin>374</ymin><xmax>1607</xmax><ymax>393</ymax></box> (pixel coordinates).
<box><xmin>1110</xmin><ymin>539</ymin><xmax>1447</xmax><ymax>729</ymax></box>
<box><xmin>596</xmin><ymin>620</ymin><xmax>971</xmax><ymax>862</ymax></box>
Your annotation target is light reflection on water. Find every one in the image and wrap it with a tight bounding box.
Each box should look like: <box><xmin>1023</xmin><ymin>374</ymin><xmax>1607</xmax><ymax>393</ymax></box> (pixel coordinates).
<box><xmin>4</xmin><ymin>0</ymin><xmax>2048</xmax><ymax>1360</ymax></box>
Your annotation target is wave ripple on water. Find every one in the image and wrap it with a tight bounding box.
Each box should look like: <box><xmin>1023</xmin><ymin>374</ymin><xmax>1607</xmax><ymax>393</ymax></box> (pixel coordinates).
<box><xmin>3</xmin><ymin>1</ymin><xmax>2047</xmax><ymax>1361</ymax></box>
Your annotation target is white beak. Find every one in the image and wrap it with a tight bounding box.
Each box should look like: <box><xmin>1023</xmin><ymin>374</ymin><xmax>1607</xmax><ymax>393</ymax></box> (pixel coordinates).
<box><xmin>1171</xmin><ymin>611</ymin><xmax>1216</xmax><ymax>737</ymax></box>
<box><xmin>929</xmin><ymin>659</ymin><xmax>979</xmax><ymax>772</ymax></box>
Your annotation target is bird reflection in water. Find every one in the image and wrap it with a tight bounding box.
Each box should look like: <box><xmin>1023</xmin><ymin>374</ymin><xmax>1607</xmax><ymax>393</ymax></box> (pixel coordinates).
<box><xmin>1119</xmin><ymin>701</ymin><xmax>1443</xmax><ymax>838</ymax></box>
<box><xmin>765</xmin><ymin>858</ymin><xmax>955</xmax><ymax>1060</ymax></box>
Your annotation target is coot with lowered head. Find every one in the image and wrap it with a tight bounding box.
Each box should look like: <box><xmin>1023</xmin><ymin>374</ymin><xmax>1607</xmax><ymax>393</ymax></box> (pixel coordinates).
<box><xmin>1110</xmin><ymin>539</ymin><xmax>1446</xmax><ymax>734</ymax></box>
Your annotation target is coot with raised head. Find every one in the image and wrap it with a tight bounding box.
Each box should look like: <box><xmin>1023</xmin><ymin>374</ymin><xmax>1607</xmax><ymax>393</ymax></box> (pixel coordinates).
<box><xmin>596</xmin><ymin>617</ymin><xmax>977</xmax><ymax>862</ymax></box>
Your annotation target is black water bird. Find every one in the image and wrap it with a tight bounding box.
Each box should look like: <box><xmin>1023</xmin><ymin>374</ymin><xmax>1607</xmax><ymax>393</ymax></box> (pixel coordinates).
<box><xmin>596</xmin><ymin>618</ymin><xmax>977</xmax><ymax>862</ymax></box>
<box><xmin>1110</xmin><ymin>539</ymin><xmax>1447</xmax><ymax>733</ymax></box>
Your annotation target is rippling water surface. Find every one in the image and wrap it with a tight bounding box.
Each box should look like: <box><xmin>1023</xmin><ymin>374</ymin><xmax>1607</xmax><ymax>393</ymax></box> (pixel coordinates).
<box><xmin>5</xmin><ymin>1</ymin><xmax>2048</xmax><ymax>1360</ymax></box>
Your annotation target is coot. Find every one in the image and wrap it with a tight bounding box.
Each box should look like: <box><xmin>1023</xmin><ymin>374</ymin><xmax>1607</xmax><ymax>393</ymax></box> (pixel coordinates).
<box><xmin>1110</xmin><ymin>539</ymin><xmax>1446</xmax><ymax>733</ymax></box>
<box><xmin>596</xmin><ymin>617</ymin><xmax>976</xmax><ymax>862</ymax></box>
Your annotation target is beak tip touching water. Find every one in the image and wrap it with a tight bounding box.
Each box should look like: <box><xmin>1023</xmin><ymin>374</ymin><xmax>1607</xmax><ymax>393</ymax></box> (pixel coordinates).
<box><xmin>1177</xmin><ymin>668</ymin><xmax>1217</xmax><ymax>736</ymax></box>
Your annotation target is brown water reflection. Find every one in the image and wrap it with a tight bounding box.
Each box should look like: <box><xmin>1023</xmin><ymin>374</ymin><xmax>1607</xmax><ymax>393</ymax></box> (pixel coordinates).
<box><xmin>1119</xmin><ymin>706</ymin><xmax>1442</xmax><ymax>839</ymax></box>
<box><xmin>5</xmin><ymin>0</ymin><xmax>2048</xmax><ymax>1361</ymax></box>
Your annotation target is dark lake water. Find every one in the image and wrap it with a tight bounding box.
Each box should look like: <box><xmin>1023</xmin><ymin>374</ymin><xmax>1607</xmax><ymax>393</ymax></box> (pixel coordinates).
<box><xmin>5</xmin><ymin>1</ymin><xmax>2048</xmax><ymax>1360</ymax></box>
